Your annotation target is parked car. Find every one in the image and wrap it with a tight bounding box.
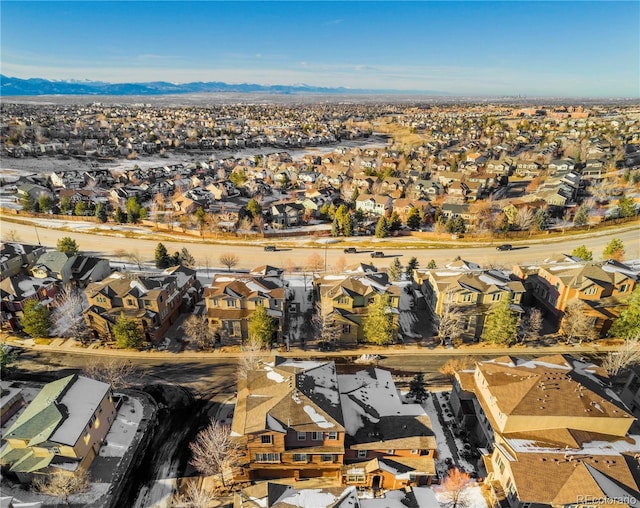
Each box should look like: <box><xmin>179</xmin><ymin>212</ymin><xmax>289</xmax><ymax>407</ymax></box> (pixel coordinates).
<box><xmin>344</xmin><ymin>247</ymin><xmax>357</xmax><ymax>254</ymax></box>
<box><xmin>371</xmin><ymin>251</ymin><xmax>384</xmax><ymax>258</ymax></box>
<box><xmin>264</xmin><ymin>245</ymin><xmax>276</xmax><ymax>252</ymax></box>
<box><xmin>496</xmin><ymin>244</ymin><xmax>512</xmax><ymax>251</ymax></box>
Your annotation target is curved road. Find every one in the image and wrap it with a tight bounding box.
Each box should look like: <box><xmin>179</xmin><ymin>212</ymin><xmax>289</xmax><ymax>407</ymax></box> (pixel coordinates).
<box><xmin>2</xmin><ymin>215</ymin><xmax>638</xmax><ymax>270</ymax></box>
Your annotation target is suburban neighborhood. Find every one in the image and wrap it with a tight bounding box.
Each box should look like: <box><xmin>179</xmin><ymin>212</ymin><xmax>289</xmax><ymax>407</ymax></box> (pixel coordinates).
<box><xmin>1</xmin><ymin>99</ymin><xmax>640</xmax><ymax>508</ymax></box>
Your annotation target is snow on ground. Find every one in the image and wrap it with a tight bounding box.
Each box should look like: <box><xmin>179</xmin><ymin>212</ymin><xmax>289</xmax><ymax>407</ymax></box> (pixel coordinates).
<box><xmin>435</xmin><ymin>484</ymin><xmax>488</xmax><ymax>508</ymax></box>
<box><xmin>99</xmin><ymin>395</ymin><xmax>144</xmax><ymax>458</ymax></box>
<box><xmin>419</xmin><ymin>393</ymin><xmax>454</xmax><ymax>463</ymax></box>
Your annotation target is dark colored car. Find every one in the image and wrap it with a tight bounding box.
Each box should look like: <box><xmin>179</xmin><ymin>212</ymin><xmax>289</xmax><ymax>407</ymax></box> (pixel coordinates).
<box><xmin>344</xmin><ymin>247</ymin><xmax>357</xmax><ymax>254</ymax></box>
<box><xmin>371</xmin><ymin>251</ymin><xmax>384</xmax><ymax>258</ymax></box>
<box><xmin>264</xmin><ymin>245</ymin><xmax>276</xmax><ymax>252</ymax></box>
<box><xmin>496</xmin><ymin>244</ymin><xmax>513</xmax><ymax>251</ymax></box>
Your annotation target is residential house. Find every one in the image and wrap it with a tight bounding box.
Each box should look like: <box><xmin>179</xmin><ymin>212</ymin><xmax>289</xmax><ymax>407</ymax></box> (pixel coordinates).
<box><xmin>204</xmin><ymin>267</ymin><xmax>288</xmax><ymax>343</ymax></box>
<box><xmin>414</xmin><ymin>261</ymin><xmax>525</xmax><ymax>340</ymax></box>
<box><xmin>450</xmin><ymin>355</ymin><xmax>640</xmax><ymax>508</ymax></box>
<box><xmin>0</xmin><ymin>275</ymin><xmax>58</xmax><ymax>331</ymax></box>
<box><xmin>84</xmin><ymin>267</ymin><xmax>199</xmax><ymax>343</ymax></box>
<box><xmin>0</xmin><ymin>243</ymin><xmax>46</xmax><ymax>279</ymax></box>
<box><xmin>31</xmin><ymin>252</ymin><xmax>110</xmax><ymax>287</ymax></box>
<box><xmin>314</xmin><ymin>271</ymin><xmax>400</xmax><ymax>345</ymax></box>
<box><xmin>338</xmin><ymin>367</ymin><xmax>437</xmax><ymax>487</ymax></box>
<box><xmin>514</xmin><ymin>257</ymin><xmax>638</xmax><ymax>337</ymax></box>
<box><xmin>231</xmin><ymin>358</ymin><xmax>346</xmax><ymax>481</ymax></box>
<box><xmin>270</xmin><ymin>202</ymin><xmax>305</xmax><ymax>228</ymax></box>
<box><xmin>441</xmin><ymin>203</ymin><xmax>472</xmax><ymax>221</ymax></box>
<box><xmin>355</xmin><ymin>194</ymin><xmax>393</xmax><ymax>217</ymax></box>
<box><xmin>0</xmin><ymin>374</ymin><xmax>116</xmax><ymax>483</ymax></box>
<box><xmin>392</xmin><ymin>199</ymin><xmax>432</xmax><ymax>223</ymax></box>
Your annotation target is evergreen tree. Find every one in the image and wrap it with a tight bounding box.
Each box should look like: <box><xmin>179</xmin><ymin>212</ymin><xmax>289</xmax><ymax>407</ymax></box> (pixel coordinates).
<box><xmin>114</xmin><ymin>207</ymin><xmax>125</xmax><ymax>224</ymax></box>
<box><xmin>126</xmin><ymin>197</ymin><xmax>141</xmax><ymax>223</ymax></box>
<box><xmin>56</xmin><ymin>236</ymin><xmax>79</xmax><ymax>256</ymax></box>
<box><xmin>95</xmin><ymin>203</ymin><xmax>108</xmax><ymax>223</ymax></box>
<box><xmin>618</xmin><ymin>194</ymin><xmax>637</xmax><ymax>218</ymax></box>
<box><xmin>246</xmin><ymin>198</ymin><xmax>262</xmax><ymax>218</ymax></box>
<box><xmin>362</xmin><ymin>294</ymin><xmax>395</xmax><ymax>345</ymax></box>
<box><xmin>603</xmin><ymin>238</ymin><xmax>625</xmax><ymax>261</ymax></box>
<box><xmin>38</xmin><ymin>195</ymin><xmax>53</xmax><ymax>213</ymax></box>
<box><xmin>406</xmin><ymin>207</ymin><xmax>422</xmax><ymax>230</ymax></box>
<box><xmin>331</xmin><ymin>217</ymin><xmax>339</xmax><ymax>237</ymax></box>
<box><xmin>21</xmin><ymin>299</ymin><xmax>51</xmax><ymax>338</ymax></box>
<box><xmin>427</xmin><ymin>259</ymin><xmax>437</xmax><ymax>269</ymax></box>
<box><xmin>482</xmin><ymin>296</ymin><xmax>518</xmax><ymax>345</ymax></box>
<box><xmin>571</xmin><ymin>245</ymin><xmax>593</xmax><ymax>261</ymax></box>
<box><xmin>179</xmin><ymin>247</ymin><xmax>195</xmax><ymax>267</ymax></box>
<box><xmin>248</xmin><ymin>305</ymin><xmax>277</xmax><ymax>347</ymax></box>
<box><xmin>21</xmin><ymin>193</ymin><xmax>36</xmax><ymax>212</ymax></box>
<box><xmin>405</xmin><ymin>257</ymin><xmax>419</xmax><ymax>280</ymax></box>
<box><xmin>407</xmin><ymin>372</ymin><xmax>427</xmax><ymax>402</ymax></box>
<box><xmin>375</xmin><ymin>216</ymin><xmax>389</xmax><ymax>238</ymax></box>
<box><xmin>611</xmin><ymin>287</ymin><xmax>640</xmax><ymax>340</ymax></box>
<box><xmin>112</xmin><ymin>313</ymin><xmax>144</xmax><ymax>349</ymax></box>
<box><xmin>155</xmin><ymin>242</ymin><xmax>171</xmax><ymax>268</ymax></box>
<box><xmin>59</xmin><ymin>196</ymin><xmax>71</xmax><ymax>214</ymax></box>
<box><xmin>388</xmin><ymin>258</ymin><xmax>403</xmax><ymax>282</ymax></box>
<box><xmin>388</xmin><ymin>211</ymin><xmax>402</xmax><ymax>231</ymax></box>
<box><xmin>573</xmin><ymin>204</ymin><xmax>589</xmax><ymax>226</ymax></box>
<box><xmin>74</xmin><ymin>201</ymin><xmax>87</xmax><ymax>216</ymax></box>
<box><xmin>534</xmin><ymin>208</ymin><xmax>549</xmax><ymax>231</ymax></box>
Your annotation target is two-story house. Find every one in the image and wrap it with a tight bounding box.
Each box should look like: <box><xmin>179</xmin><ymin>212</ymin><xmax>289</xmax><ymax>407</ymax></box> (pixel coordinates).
<box><xmin>355</xmin><ymin>194</ymin><xmax>393</xmax><ymax>217</ymax></box>
<box><xmin>204</xmin><ymin>266</ymin><xmax>287</xmax><ymax>343</ymax></box>
<box><xmin>514</xmin><ymin>257</ymin><xmax>638</xmax><ymax>337</ymax></box>
<box><xmin>414</xmin><ymin>261</ymin><xmax>525</xmax><ymax>341</ymax></box>
<box><xmin>314</xmin><ymin>271</ymin><xmax>400</xmax><ymax>345</ymax></box>
<box><xmin>84</xmin><ymin>267</ymin><xmax>198</xmax><ymax>343</ymax></box>
<box><xmin>0</xmin><ymin>374</ymin><xmax>116</xmax><ymax>483</ymax></box>
<box><xmin>231</xmin><ymin>358</ymin><xmax>346</xmax><ymax>481</ymax></box>
<box><xmin>450</xmin><ymin>355</ymin><xmax>640</xmax><ymax>508</ymax></box>
<box><xmin>0</xmin><ymin>243</ymin><xmax>46</xmax><ymax>279</ymax></box>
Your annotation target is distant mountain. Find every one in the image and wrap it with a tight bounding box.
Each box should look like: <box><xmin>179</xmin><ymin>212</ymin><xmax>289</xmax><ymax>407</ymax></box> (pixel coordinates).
<box><xmin>0</xmin><ymin>75</ymin><xmax>448</xmax><ymax>96</ymax></box>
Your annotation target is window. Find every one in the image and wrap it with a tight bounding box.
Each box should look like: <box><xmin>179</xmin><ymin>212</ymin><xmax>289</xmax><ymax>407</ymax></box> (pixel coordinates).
<box><xmin>387</xmin><ymin>449</ymin><xmax>394</xmax><ymax>454</ymax></box>
<box><xmin>297</xmin><ymin>432</ymin><xmax>306</xmax><ymax>441</ymax></box>
<box><xmin>584</xmin><ymin>286</ymin><xmax>597</xmax><ymax>295</ymax></box>
<box><xmin>293</xmin><ymin>453</ymin><xmax>307</xmax><ymax>462</ymax></box>
<box><xmin>496</xmin><ymin>455</ymin><xmax>505</xmax><ymax>474</ymax></box>
<box><xmin>327</xmin><ymin>431</ymin><xmax>338</xmax><ymax>440</ymax></box>
<box><xmin>226</xmin><ymin>299</ymin><xmax>237</xmax><ymax>308</ymax></box>
<box><xmin>127</xmin><ymin>298</ymin><xmax>135</xmax><ymax>305</ymax></box>
<box><xmin>51</xmin><ymin>447</ymin><xmax>61</xmax><ymax>454</ymax></box>
<box><xmin>491</xmin><ymin>293</ymin><xmax>501</xmax><ymax>302</ymax></box>
<box><xmin>255</xmin><ymin>299</ymin><xmax>264</xmax><ymax>307</ymax></box>
<box><xmin>342</xmin><ymin>324</ymin><xmax>351</xmax><ymax>334</ymax></box>
<box><xmin>261</xmin><ymin>435</ymin><xmax>272</xmax><ymax>444</ymax></box>
<box><xmin>255</xmin><ymin>453</ymin><xmax>280</xmax><ymax>463</ymax></box>
<box><xmin>311</xmin><ymin>432</ymin><xmax>322</xmax><ymax>441</ymax></box>
<box><xmin>357</xmin><ymin>450</ymin><xmax>367</xmax><ymax>458</ymax></box>
<box><xmin>347</xmin><ymin>474</ymin><xmax>366</xmax><ymax>483</ymax></box>
<box><xmin>144</xmin><ymin>299</ymin><xmax>151</xmax><ymax>307</ymax></box>
<box><xmin>321</xmin><ymin>454</ymin><xmax>333</xmax><ymax>462</ymax></box>
<box><xmin>411</xmin><ymin>449</ymin><xmax>419</xmax><ymax>455</ymax></box>
<box><xmin>462</xmin><ymin>293</ymin><xmax>473</xmax><ymax>302</ymax></box>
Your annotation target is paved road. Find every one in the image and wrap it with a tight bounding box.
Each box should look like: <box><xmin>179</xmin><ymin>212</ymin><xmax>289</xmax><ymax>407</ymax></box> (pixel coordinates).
<box><xmin>2</xmin><ymin>214</ymin><xmax>638</xmax><ymax>270</ymax></box>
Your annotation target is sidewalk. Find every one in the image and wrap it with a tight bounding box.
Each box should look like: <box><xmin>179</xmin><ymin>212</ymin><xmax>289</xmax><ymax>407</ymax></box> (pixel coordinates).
<box><xmin>1</xmin><ymin>332</ymin><xmax>624</xmax><ymax>360</ymax></box>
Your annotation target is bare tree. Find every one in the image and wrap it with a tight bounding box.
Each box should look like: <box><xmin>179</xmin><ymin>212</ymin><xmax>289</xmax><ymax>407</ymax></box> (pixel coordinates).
<box><xmin>83</xmin><ymin>357</ymin><xmax>142</xmax><ymax>389</ymax></box>
<box><xmin>306</xmin><ymin>252</ymin><xmax>324</xmax><ymax>273</ymax></box>
<box><xmin>436</xmin><ymin>467</ymin><xmax>474</xmax><ymax>508</ymax></box>
<box><xmin>515</xmin><ymin>205</ymin><xmax>535</xmax><ymax>232</ymax></box>
<box><xmin>3</xmin><ymin>229</ymin><xmax>20</xmax><ymax>242</ymax></box>
<box><xmin>438</xmin><ymin>357</ymin><xmax>473</xmax><ymax>380</ymax></box>
<box><xmin>601</xmin><ymin>336</ymin><xmax>640</xmax><ymax>377</ymax></box>
<box><xmin>313</xmin><ymin>297</ymin><xmax>341</xmax><ymax>344</ymax></box>
<box><xmin>437</xmin><ymin>301</ymin><xmax>464</xmax><ymax>346</ymax></box>
<box><xmin>236</xmin><ymin>337</ymin><xmax>265</xmax><ymax>382</ymax></box>
<box><xmin>183</xmin><ymin>315</ymin><xmax>216</xmax><ymax>350</ymax></box>
<box><xmin>561</xmin><ymin>300</ymin><xmax>598</xmax><ymax>343</ymax></box>
<box><xmin>189</xmin><ymin>420</ymin><xmax>243</xmax><ymax>487</ymax></box>
<box><xmin>127</xmin><ymin>250</ymin><xmax>144</xmax><ymax>270</ymax></box>
<box><xmin>51</xmin><ymin>285</ymin><xmax>88</xmax><ymax>339</ymax></box>
<box><xmin>172</xmin><ymin>479</ymin><xmax>218</xmax><ymax>508</ymax></box>
<box><xmin>520</xmin><ymin>308</ymin><xmax>543</xmax><ymax>343</ymax></box>
<box><xmin>219</xmin><ymin>253</ymin><xmax>239</xmax><ymax>272</ymax></box>
<box><xmin>33</xmin><ymin>469</ymin><xmax>90</xmax><ymax>505</ymax></box>
<box><xmin>334</xmin><ymin>255</ymin><xmax>347</xmax><ymax>274</ymax></box>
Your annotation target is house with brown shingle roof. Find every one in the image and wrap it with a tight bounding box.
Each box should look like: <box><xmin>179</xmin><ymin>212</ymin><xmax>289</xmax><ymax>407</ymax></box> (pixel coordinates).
<box><xmin>514</xmin><ymin>257</ymin><xmax>638</xmax><ymax>337</ymax></box>
<box><xmin>450</xmin><ymin>355</ymin><xmax>640</xmax><ymax>507</ymax></box>
<box><xmin>204</xmin><ymin>269</ymin><xmax>288</xmax><ymax>343</ymax></box>
<box><xmin>414</xmin><ymin>261</ymin><xmax>525</xmax><ymax>341</ymax></box>
<box><xmin>313</xmin><ymin>271</ymin><xmax>400</xmax><ymax>345</ymax></box>
<box><xmin>231</xmin><ymin>358</ymin><xmax>346</xmax><ymax>481</ymax></box>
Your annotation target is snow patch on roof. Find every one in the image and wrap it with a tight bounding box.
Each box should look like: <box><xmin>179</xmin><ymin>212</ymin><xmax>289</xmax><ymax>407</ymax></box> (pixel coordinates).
<box><xmin>303</xmin><ymin>405</ymin><xmax>334</xmax><ymax>428</ymax></box>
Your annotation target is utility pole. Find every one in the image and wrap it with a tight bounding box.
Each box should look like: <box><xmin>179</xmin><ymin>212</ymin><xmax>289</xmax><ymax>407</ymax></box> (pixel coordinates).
<box><xmin>34</xmin><ymin>225</ymin><xmax>41</xmax><ymax>245</ymax></box>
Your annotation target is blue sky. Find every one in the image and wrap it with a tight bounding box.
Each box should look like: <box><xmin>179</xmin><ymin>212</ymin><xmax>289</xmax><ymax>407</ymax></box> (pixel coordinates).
<box><xmin>1</xmin><ymin>1</ymin><xmax>638</xmax><ymax>97</ymax></box>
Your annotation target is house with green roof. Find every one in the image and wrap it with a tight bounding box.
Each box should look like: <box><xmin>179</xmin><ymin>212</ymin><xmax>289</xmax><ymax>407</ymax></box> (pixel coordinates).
<box><xmin>0</xmin><ymin>374</ymin><xmax>115</xmax><ymax>483</ymax></box>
